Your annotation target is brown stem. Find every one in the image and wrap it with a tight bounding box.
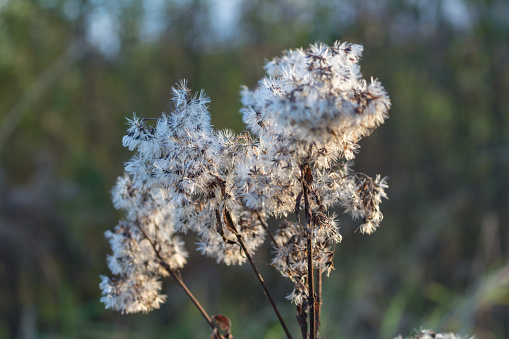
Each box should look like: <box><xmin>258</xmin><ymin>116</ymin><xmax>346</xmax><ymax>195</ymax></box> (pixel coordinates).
<box><xmin>306</xmin><ymin>227</ymin><xmax>315</xmax><ymax>339</ymax></box>
<box><xmin>301</xmin><ymin>165</ymin><xmax>316</xmax><ymax>339</ymax></box>
<box><xmin>316</xmin><ymin>269</ymin><xmax>323</xmax><ymax>338</ymax></box>
<box><xmin>136</xmin><ymin>225</ymin><xmax>224</xmax><ymax>338</ymax></box>
<box><xmin>224</xmin><ymin>209</ymin><xmax>293</xmax><ymax>339</ymax></box>
<box><xmin>296</xmin><ymin>305</ymin><xmax>308</xmax><ymax>339</ymax></box>
<box><xmin>162</xmin><ymin>264</ymin><xmax>217</xmax><ymax>332</ymax></box>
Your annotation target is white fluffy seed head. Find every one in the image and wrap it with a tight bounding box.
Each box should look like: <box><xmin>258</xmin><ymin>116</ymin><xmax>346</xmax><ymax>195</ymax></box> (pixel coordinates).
<box><xmin>103</xmin><ymin>41</ymin><xmax>391</xmax><ymax>315</ymax></box>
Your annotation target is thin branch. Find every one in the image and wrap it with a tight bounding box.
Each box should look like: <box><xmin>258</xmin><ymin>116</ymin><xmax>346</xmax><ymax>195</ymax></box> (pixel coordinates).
<box><xmin>136</xmin><ymin>225</ymin><xmax>224</xmax><ymax>338</ymax></box>
<box><xmin>296</xmin><ymin>305</ymin><xmax>308</xmax><ymax>339</ymax></box>
<box><xmin>304</xmin><ymin>200</ymin><xmax>315</xmax><ymax>339</ymax></box>
<box><xmin>295</xmin><ymin>190</ymin><xmax>303</xmax><ymax>227</ymax></box>
<box><xmin>163</xmin><ymin>264</ymin><xmax>219</xmax><ymax>333</ymax></box>
<box><xmin>316</xmin><ymin>269</ymin><xmax>323</xmax><ymax>338</ymax></box>
<box><xmin>302</xmin><ymin>164</ymin><xmax>316</xmax><ymax>339</ymax></box>
<box><xmin>224</xmin><ymin>209</ymin><xmax>293</xmax><ymax>339</ymax></box>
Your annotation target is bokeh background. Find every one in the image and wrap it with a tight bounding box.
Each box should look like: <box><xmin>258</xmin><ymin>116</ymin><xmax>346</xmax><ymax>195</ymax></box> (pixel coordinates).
<box><xmin>1</xmin><ymin>0</ymin><xmax>508</xmax><ymax>338</ymax></box>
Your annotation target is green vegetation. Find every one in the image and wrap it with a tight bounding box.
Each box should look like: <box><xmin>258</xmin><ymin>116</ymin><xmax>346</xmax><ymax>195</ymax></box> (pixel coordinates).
<box><xmin>0</xmin><ymin>0</ymin><xmax>507</xmax><ymax>338</ymax></box>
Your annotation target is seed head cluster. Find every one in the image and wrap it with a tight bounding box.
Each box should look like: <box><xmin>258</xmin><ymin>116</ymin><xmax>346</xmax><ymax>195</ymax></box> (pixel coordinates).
<box><xmin>101</xmin><ymin>41</ymin><xmax>390</xmax><ymax>313</ymax></box>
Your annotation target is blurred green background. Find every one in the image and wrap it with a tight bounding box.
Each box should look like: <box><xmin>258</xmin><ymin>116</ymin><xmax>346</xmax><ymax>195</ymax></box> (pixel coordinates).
<box><xmin>0</xmin><ymin>0</ymin><xmax>508</xmax><ymax>338</ymax></box>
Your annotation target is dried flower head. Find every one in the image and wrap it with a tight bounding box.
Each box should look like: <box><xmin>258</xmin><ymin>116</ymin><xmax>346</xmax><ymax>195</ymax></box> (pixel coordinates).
<box><xmin>101</xmin><ymin>41</ymin><xmax>390</xmax><ymax>332</ymax></box>
<box><xmin>238</xmin><ymin>41</ymin><xmax>390</xmax><ymax>218</ymax></box>
<box><xmin>100</xmin><ymin>175</ymin><xmax>187</xmax><ymax>313</ymax></box>
<box><xmin>238</xmin><ymin>40</ymin><xmax>390</xmax><ymax>303</ymax></box>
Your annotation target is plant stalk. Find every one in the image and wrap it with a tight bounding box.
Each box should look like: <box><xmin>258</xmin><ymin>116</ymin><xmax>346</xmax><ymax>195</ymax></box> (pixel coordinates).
<box><xmin>316</xmin><ymin>269</ymin><xmax>323</xmax><ymax>338</ymax></box>
<box><xmin>162</xmin><ymin>263</ymin><xmax>218</xmax><ymax>332</ymax></box>
<box><xmin>302</xmin><ymin>164</ymin><xmax>316</xmax><ymax>339</ymax></box>
<box><xmin>224</xmin><ymin>209</ymin><xmax>293</xmax><ymax>339</ymax></box>
<box><xmin>296</xmin><ymin>305</ymin><xmax>308</xmax><ymax>339</ymax></box>
<box><xmin>137</xmin><ymin>225</ymin><xmax>224</xmax><ymax>338</ymax></box>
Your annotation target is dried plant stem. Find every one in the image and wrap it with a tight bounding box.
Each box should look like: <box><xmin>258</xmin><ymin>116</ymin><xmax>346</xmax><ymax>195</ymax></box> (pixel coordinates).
<box><xmin>224</xmin><ymin>209</ymin><xmax>293</xmax><ymax>339</ymax></box>
<box><xmin>302</xmin><ymin>164</ymin><xmax>316</xmax><ymax>339</ymax></box>
<box><xmin>303</xmin><ymin>187</ymin><xmax>315</xmax><ymax>339</ymax></box>
<box><xmin>137</xmin><ymin>225</ymin><xmax>224</xmax><ymax>338</ymax></box>
<box><xmin>316</xmin><ymin>269</ymin><xmax>323</xmax><ymax>338</ymax></box>
<box><xmin>296</xmin><ymin>305</ymin><xmax>308</xmax><ymax>339</ymax></box>
<box><xmin>163</xmin><ymin>265</ymin><xmax>219</xmax><ymax>334</ymax></box>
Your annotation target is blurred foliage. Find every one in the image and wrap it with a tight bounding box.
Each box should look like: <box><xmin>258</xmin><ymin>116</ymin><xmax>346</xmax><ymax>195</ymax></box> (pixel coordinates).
<box><xmin>0</xmin><ymin>0</ymin><xmax>508</xmax><ymax>338</ymax></box>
